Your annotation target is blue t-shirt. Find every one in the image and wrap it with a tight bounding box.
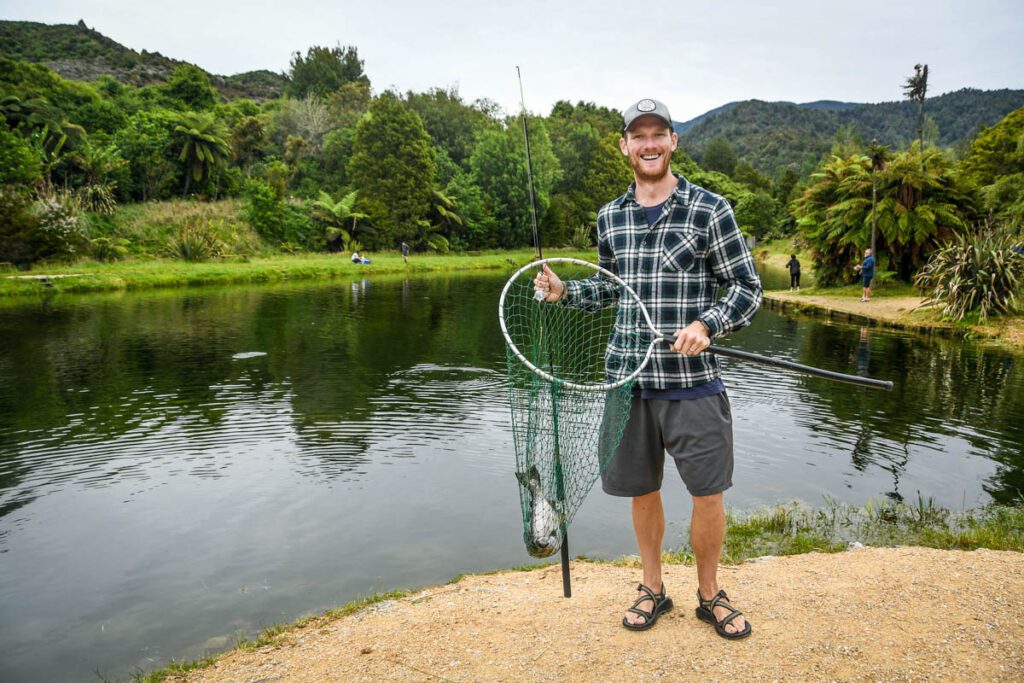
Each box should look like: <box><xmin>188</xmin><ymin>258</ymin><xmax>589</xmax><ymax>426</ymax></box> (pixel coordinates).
<box><xmin>635</xmin><ymin>377</ymin><xmax>726</xmax><ymax>400</ymax></box>
<box><xmin>644</xmin><ymin>200</ymin><xmax>667</xmax><ymax>227</ymax></box>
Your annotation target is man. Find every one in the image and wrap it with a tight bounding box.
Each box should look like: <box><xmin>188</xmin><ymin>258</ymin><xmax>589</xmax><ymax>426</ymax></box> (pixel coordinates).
<box><xmin>401</xmin><ymin>241</ymin><xmax>410</xmax><ymax>264</ymax></box>
<box><xmin>534</xmin><ymin>98</ymin><xmax>761</xmax><ymax>638</ymax></box>
<box><xmin>854</xmin><ymin>248</ymin><xmax>875</xmax><ymax>302</ymax></box>
<box><xmin>786</xmin><ymin>254</ymin><xmax>801</xmax><ymax>291</ymax></box>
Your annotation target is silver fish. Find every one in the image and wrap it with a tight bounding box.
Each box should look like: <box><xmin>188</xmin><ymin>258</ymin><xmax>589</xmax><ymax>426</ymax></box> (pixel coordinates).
<box><xmin>516</xmin><ymin>465</ymin><xmax>561</xmax><ymax>557</ymax></box>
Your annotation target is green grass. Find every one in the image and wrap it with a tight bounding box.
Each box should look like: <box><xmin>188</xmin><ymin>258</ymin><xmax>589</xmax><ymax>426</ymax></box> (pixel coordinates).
<box><xmin>0</xmin><ymin>248</ymin><xmax>599</xmax><ymax>299</ymax></box>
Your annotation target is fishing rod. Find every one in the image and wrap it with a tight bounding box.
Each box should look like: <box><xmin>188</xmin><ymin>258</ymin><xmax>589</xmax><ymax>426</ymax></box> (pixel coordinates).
<box><xmin>516</xmin><ymin>66</ymin><xmax>542</xmax><ymax>260</ymax></box>
<box><xmin>516</xmin><ymin>66</ymin><xmax>573</xmax><ymax>599</ymax></box>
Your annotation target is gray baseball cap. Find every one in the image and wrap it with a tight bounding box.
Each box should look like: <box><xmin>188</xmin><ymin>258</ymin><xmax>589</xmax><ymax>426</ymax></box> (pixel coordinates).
<box><xmin>623</xmin><ymin>98</ymin><xmax>673</xmax><ymax>132</ymax></box>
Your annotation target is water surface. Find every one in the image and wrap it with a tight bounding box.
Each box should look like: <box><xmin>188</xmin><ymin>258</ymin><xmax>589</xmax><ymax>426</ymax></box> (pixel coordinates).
<box><xmin>0</xmin><ymin>271</ymin><xmax>1021</xmax><ymax>682</ymax></box>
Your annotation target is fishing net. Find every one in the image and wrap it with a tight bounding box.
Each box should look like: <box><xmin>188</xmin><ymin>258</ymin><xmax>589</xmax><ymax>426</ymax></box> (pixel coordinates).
<box><xmin>500</xmin><ymin>259</ymin><xmax>645</xmax><ymax>557</ymax></box>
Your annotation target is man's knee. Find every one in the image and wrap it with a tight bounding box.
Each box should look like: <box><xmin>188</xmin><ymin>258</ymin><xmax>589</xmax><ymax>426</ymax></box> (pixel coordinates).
<box><xmin>691</xmin><ymin>492</ymin><xmax>724</xmax><ymax>510</ymax></box>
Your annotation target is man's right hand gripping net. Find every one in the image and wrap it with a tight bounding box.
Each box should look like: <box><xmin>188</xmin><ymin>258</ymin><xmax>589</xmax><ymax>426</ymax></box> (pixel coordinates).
<box><xmin>499</xmin><ymin>259</ymin><xmax>645</xmax><ymax>557</ymax></box>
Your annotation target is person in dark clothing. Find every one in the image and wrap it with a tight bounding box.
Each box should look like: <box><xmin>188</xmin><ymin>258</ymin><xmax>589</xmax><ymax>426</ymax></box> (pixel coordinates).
<box><xmin>401</xmin><ymin>241</ymin><xmax>410</xmax><ymax>264</ymax></box>
<box><xmin>786</xmin><ymin>254</ymin><xmax>801</xmax><ymax>291</ymax></box>
<box><xmin>854</xmin><ymin>248</ymin><xmax>875</xmax><ymax>302</ymax></box>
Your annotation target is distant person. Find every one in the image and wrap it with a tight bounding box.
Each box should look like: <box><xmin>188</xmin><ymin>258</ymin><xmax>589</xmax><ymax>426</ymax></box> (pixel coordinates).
<box><xmin>853</xmin><ymin>248</ymin><xmax>875</xmax><ymax>302</ymax></box>
<box><xmin>786</xmin><ymin>254</ymin><xmax>801</xmax><ymax>291</ymax></box>
<box><xmin>351</xmin><ymin>251</ymin><xmax>362</xmax><ymax>264</ymax></box>
<box><xmin>401</xmin><ymin>241</ymin><xmax>410</xmax><ymax>264</ymax></box>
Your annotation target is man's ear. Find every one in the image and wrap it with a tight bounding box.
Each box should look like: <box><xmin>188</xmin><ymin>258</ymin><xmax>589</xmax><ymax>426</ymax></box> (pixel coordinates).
<box><xmin>619</xmin><ymin>136</ymin><xmax>629</xmax><ymax>156</ymax></box>
<box><xmin>671</xmin><ymin>132</ymin><xmax>679</xmax><ymax>151</ymax></box>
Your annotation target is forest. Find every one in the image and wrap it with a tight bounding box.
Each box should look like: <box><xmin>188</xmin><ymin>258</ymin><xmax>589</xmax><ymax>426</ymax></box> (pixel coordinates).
<box><xmin>1</xmin><ymin>21</ymin><xmax>1022</xmax><ymax>306</ymax></box>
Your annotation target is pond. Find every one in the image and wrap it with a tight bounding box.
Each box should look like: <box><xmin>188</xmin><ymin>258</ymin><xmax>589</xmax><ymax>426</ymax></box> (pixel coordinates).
<box><xmin>0</xmin><ymin>270</ymin><xmax>1021</xmax><ymax>682</ymax></box>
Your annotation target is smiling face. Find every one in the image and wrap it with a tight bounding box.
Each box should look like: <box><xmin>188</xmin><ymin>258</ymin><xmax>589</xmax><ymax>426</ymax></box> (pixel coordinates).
<box><xmin>620</xmin><ymin>117</ymin><xmax>678</xmax><ymax>183</ymax></box>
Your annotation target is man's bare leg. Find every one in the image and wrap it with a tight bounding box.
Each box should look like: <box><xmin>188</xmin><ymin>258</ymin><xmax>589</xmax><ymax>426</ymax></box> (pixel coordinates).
<box><xmin>624</xmin><ymin>490</ymin><xmax>665</xmax><ymax>626</ymax></box>
<box><xmin>691</xmin><ymin>492</ymin><xmax>746</xmax><ymax>634</ymax></box>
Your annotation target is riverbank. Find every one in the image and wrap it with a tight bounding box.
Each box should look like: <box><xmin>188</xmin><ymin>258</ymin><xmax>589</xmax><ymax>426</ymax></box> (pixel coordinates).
<box><xmin>161</xmin><ymin>546</ymin><xmax>1024</xmax><ymax>682</ymax></box>
<box><xmin>0</xmin><ymin>250</ymin><xmax>594</xmax><ymax>299</ymax></box>
<box><xmin>763</xmin><ymin>289</ymin><xmax>1024</xmax><ymax>348</ymax></box>
<box><xmin>143</xmin><ymin>501</ymin><xmax>1024</xmax><ymax>682</ymax></box>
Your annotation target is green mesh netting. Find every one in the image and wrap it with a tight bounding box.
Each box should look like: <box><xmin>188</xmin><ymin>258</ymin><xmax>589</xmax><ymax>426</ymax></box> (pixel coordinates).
<box><xmin>501</xmin><ymin>260</ymin><xmax>644</xmax><ymax>557</ymax></box>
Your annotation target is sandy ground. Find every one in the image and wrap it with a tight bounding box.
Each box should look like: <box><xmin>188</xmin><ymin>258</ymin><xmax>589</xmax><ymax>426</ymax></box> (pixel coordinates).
<box><xmin>176</xmin><ymin>547</ymin><xmax>1024</xmax><ymax>682</ymax></box>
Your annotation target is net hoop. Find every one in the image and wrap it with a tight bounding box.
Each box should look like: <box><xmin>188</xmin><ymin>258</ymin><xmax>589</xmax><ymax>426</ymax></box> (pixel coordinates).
<box><xmin>498</xmin><ymin>257</ymin><xmax>659</xmax><ymax>392</ymax></box>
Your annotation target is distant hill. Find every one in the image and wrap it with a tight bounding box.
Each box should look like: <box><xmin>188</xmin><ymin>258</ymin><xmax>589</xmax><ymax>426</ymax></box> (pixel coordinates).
<box><xmin>0</xmin><ymin>19</ymin><xmax>286</xmax><ymax>101</ymax></box>
<box><xmin>673</xmin><ymin>99</ymin><xmax>861</xmax><ymax>135</ymax></box>
<box><xmin>679</xmin><ymin>89</ymin><xmax>1024</xmax><ymax>174</ymax></box>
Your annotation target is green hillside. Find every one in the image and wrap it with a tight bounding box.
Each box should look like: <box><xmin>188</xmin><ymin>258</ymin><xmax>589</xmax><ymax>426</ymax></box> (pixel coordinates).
<box><xmin>0</xmin><ymin>19</ymin><xmax>286</xmax><ymax>101</ymax></box>
<box><xmin>683</xmin><ymin>89</ymin><xmax>1024</xmax><ymax>173</ymax></box>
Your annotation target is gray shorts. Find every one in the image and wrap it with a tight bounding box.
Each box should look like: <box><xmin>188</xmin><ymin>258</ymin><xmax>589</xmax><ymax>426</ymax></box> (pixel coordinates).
<box><xmin>601</xmin><ymin>393</ymin><xmax>734</xmax><ymax>498</ymax></box>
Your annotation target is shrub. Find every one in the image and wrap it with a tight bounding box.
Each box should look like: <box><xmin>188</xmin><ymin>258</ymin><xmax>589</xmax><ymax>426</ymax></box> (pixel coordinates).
<box><xmin>565</xmin><ymin>224</ymin><xmax>594</xmax><ymax>250</ymax></box>
<box><xmin>915</xmin><ymin>223</ymin><xmax>1024</xmax><ymax>322</ymax></box>
<box><xmin>76</xmin><ymin>183</ymin><xmax>118</xmax><ymax>214</ymax></box>
<box><xmin>0</xmin><ymin>187</ymin><xmax>39</xmax><ymax>265</ymax></box>
<box><xmin>90</xmin><ymin>237</ymin><xmax>130</xmax><ymax>262</ymax></box>
<box><xmin>33</xmin><ymin>192</ymin><xmax>86</xmax><ymax>261</ymax></box>
<box><xmin>165</xmin><ymin>218</ymin><xmax>223</xmax><ymax>262</ymax></box>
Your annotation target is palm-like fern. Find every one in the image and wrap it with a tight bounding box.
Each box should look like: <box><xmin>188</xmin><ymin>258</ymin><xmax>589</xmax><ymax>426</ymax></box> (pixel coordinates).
<box><xmin>173</xmin><ymin>111</ymin><xmax>231</xmax><ymax>197</ymax></box>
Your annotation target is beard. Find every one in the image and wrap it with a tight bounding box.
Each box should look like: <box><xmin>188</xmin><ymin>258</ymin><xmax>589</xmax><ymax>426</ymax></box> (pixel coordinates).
<box><xmin>630</xmin><ymin>152</ymin><xmax>672</xmax><ymax>183</ymax></box>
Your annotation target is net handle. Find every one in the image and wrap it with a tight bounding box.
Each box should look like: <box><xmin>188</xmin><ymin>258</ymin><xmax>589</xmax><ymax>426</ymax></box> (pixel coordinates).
<box><xmin>498</xmin><ymin>258</ymin><xmax>658</xmax><ymax>392</ymax></box>
<box><xmin>656</xmin><ymin>335</ymin><xmax>893</xmax><ymax>390</ymax></box>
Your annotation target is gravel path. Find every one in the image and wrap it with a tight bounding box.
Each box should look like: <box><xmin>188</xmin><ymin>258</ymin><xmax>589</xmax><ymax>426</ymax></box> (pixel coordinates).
<box><xmin>176</xmin><ymin>546</ymin><xmax>1023</xmax><ymax>682</ymax></box>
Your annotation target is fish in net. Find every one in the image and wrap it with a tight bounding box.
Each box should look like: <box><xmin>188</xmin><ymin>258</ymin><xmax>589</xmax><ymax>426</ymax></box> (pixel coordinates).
<box><xmin>500</xmin><ymin>259</ymin><xmax>645</xmax><ymax>557</ymax></box>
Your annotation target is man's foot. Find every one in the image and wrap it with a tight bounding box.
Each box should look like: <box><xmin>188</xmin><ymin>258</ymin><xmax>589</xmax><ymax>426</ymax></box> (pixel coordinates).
<box><xmin>622</xmin><ymin>583</ymin><xmax>673</xmax><ymax>630</ymax></box>
<box><xmin>696</xmin><ymin>588</ymin><xmax>751</xmax><ymax>639</ymax></box>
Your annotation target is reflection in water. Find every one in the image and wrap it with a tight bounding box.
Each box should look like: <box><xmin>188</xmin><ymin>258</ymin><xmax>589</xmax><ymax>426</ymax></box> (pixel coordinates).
<box><xmin>0</xmin><ymin>273</ymin><xmax>1021</xmax><ymax>682</ymax></box>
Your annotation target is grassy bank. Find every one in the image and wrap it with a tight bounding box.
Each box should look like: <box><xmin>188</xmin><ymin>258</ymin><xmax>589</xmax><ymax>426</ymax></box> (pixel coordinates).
<box><xmin>137</xmin><ymin>499</ymin><xmax>1023</xmax><ymax>682</ymax></box>
<box><xmin>0</xmin><ymin>249</ymin><xmax>597</xmax><ymax>299</ymax></box>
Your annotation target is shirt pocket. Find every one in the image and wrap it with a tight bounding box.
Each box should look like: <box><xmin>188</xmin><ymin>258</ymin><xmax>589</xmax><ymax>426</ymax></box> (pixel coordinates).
<box><xmin>660</xmin><ymin>229</ymin><xmax>704</xmax><ymax>273</ymax></box>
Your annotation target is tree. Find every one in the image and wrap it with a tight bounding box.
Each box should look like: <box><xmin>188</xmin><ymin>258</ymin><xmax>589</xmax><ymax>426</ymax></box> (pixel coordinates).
<box><xmin>172</xmin><ymin>111</ymin><xmax>231</xmax><ymax>197</ymax></box>
<box><xmin>347</xmin><ymin>92</ymin><xmax>436</xmax><ymax>248</ymax></box>
<box><xmin>793</xmin><ymin>153</ymin><xmax>874</xmax><ymax>285</ymax></box>
<box><xmin>444</xmin><ymin>168</ymin><xmax>497</xmax><ymax>250</ymax></box>
<box><xmin>469</xmin><ymin>119</ymin><xmax>560</xmax><ymax>249</ymax></box>
<box><xmin>702</xmin><ymin>137</ymin><xmax>738</xmax><ymax>176</ymax></box>
<box><xmin>875</xmin><ymin>147</ymin><xmax>969</xmax><ymax>280</ymax></box>
<box><xmin>406</xmin><ymin>87</ymin><xmax>496</xmax><ymax>168</ymax></box>
<box><xmin>312</xmin><ymin>189</ymin><xmax>368</xmax><ymax>250</ymax></box>
<box><xmin>286</xmin><ymin>45</ymin><xmax>369</xmax><ymax>99</ymax></box>
<box><xmin>112</xmin><ymin>110</ymin><xmax>177</xmax><ymax>201</ymax></box>
<box><xmin>960</xmin><ymin>105</ymin><xmax>1024</xmax><ymax>229</ymax></box>
<box><xmin>903</xmin><ymin>64</ymin><xmax>929</xmax><ymax>153</ymax></box>
<box><xmin>164</xmin><ymin>64</ymin><xmax>218</xmax><ymax>110</ymax></box>
<box><xmin>70</xmin><ymin>139</ymin><xmax>128</xmax><ymax>212</ymax></box>
<box><xmin>231</xmin><ymin>115</ymin><xmax>265</xmax><ymax>175</ymax></box>
<box><xmin>0</xmin><ymin>121</ymin><xmax>42</xmax><ymax>188</ymax></box>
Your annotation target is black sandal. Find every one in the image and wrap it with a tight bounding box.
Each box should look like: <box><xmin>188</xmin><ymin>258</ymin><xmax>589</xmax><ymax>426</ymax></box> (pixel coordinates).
<box><xmin>622</xmin><ymin>583</ymin><xmax>673</xmax><ymax>631</ymax></box>
<box><xmin>695</xmin><ymin>588</ymin><xmax>752</xmax><ymax>639</ymax></box>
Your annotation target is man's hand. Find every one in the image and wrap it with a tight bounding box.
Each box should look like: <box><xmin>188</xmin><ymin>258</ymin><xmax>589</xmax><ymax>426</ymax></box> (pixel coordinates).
<box><xmin>671</xmin><ymin>320</ymin><xmax>711</xmax><ymax>356</ymax></box>
<box><xmin>533</xmin><ymin>264</ymin><xmax>564</xmax><ymax>302</ymax></box>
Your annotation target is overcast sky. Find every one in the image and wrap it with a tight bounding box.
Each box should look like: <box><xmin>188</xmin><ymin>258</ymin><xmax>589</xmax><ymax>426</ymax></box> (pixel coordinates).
<box><xmin>3</xmin><ymin>0</ymin><xmax>1023</xmax><ymax>121</ymax></box>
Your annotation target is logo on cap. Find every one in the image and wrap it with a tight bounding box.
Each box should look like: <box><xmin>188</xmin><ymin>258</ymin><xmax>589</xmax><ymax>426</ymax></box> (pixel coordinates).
<box><xmin>637</xmin><ymin>99</ymin><xmax>656</xmax><ymax>112</ymax></box>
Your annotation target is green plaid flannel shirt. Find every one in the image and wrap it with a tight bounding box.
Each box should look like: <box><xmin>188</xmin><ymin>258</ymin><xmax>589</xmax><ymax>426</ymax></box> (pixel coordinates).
<box><xmin>563</xmin><ymin>173</ymin><xmax>762</xmax><ymax>389</ymax></box>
